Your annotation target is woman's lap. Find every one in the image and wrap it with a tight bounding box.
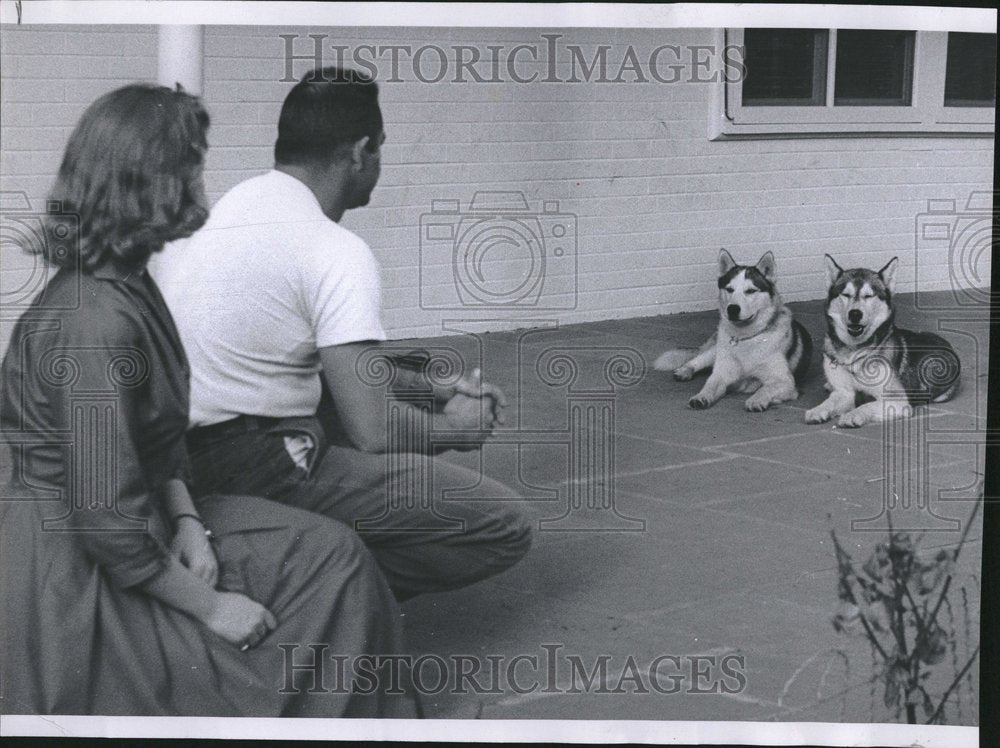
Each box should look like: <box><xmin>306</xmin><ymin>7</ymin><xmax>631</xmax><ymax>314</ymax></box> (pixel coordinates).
<box><xmin>0</xmin><ymin>494</ymin><xmax>417</xmax><ymax>717</ymax></box>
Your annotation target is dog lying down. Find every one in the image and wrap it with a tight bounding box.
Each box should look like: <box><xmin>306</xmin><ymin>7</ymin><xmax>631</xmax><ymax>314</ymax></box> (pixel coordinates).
<box><xmin>804</xmin><ymin>254</ymin><xmax>961</xmax><ymax>428</ymax></box>
<box><xmin>654</xmin><ymin>249</ymin><xmax>812</xmax><ymax>412</ymax></box>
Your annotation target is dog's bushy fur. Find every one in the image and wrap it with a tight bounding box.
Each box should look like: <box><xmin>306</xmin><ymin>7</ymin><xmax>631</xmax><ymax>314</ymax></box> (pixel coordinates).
<box><xmin>655</xmin><ymin>249</ymin><xmax>812</xmax><ymax>412</ymax></box>
<box><xmin>805</xmin><ymin>254</ymin><xmax>961</xmax><ymax>428</ymax></box>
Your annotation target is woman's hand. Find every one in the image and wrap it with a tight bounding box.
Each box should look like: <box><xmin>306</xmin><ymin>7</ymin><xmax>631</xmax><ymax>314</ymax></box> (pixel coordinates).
<box><xmin>140</xmin><ymin>555</ymin><xmax>275</xmax><ymax>651</ymax></box>
<box><xmin>171</xmin><ymin>516</ymin><xmax>219</xmax><ymax>587</ymax></box>
<box><xmin>202</xmin><ymin>591</ymin><xmax>278</xmax><ymax>650</ymax></box>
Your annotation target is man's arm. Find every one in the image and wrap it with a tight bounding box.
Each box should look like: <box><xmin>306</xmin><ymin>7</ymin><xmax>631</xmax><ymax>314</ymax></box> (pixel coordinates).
<box><xmin>389</xmin><ymin>353</ymin><xmax>507</xmax><ymax>427</ymax></box>
<box><xmin>319</xmin><ymin>341</ymin><xmax>400</xmax><ymax>453</ymax></box>
<box><xmin>319</xmin><ymin>341</ymin><xmax>494</xmax><ymax>454</ymax></box>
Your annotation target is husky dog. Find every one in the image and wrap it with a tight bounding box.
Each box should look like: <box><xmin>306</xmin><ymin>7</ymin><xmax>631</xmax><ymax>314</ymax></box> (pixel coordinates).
<box><xmin>805</xmin><ymin>255</ymin><xmax>960</xmax><ymax>428</ymax></box>
<box><xmin>654</xmin><ymin>249</ymin><xmax>812</xmax><ymax>412</ymax></box>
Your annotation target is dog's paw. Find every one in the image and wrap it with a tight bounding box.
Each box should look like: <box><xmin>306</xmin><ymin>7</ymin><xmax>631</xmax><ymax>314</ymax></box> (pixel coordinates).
<box><xmin>673</xmin><ymin>366</ymin><xmax>694</xmax><ymax>382</ymax></box>
<box><xmin>805</xmin><ymin>406</ymin><xmax>831</xmax><ymax>424</ymax></box>
<box><xmin>836</xmin><ymin>410</ymin><xmax>870</xmax><ymax>429</ymax></box>
<box><xmin>688</xmin><ymin>395</ymin><xmax>713</xmax><ymax>410</ymax></box>
<box><xmin>654</xmin><ymin>350</ymin><xmax>693</xmax><ymax>372</ymax></box>
<box><xmin>744</xmin><ymin>394</ymin><xmax>771</xmax><ymax>412</ymax></box>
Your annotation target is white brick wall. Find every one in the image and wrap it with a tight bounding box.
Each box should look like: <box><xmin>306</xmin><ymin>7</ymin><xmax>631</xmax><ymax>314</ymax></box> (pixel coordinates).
<box><xmin>2</xmin><ymin>24</ymin><xmax>994</xmax><ymax>351</ymax></box>
<box><xmin>1</xmin><ymin>25</ymin><xmax>158</xmax><ymax>358</ymax></box>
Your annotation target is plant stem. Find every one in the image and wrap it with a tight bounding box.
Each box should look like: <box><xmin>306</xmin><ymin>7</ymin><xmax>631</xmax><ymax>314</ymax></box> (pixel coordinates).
<box><xmin>927</xmin><ymin>497</ymin><xmax>982</xmax><ymax>629</ymax></box>
<box><xmin>888</xmin><ymin>533</ymin><xmax>916</xmax><ymax>724</ymax></box>
<box><xmin>830</xmin><ymin>530</ymin><xmax>890</xmax><ymax>661</ymax></box>
<box><xmin>925</xmin><ymin>644</ymin><xmax>980</xmax><ymax>724</ymax></box>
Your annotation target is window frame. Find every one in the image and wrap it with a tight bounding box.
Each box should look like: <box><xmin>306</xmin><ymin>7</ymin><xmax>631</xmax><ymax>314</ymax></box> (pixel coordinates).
<box><xmin>710</xmin><ymin>28</ymin><xmax>995</xmax><ymax>139</ymax></box>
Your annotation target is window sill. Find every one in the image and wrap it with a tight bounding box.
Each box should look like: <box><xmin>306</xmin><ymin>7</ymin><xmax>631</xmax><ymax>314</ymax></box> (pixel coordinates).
<box><xmin>709</xmin><ymin>120</ymin><xmax>996</xmax><ymax>140</ymax></box>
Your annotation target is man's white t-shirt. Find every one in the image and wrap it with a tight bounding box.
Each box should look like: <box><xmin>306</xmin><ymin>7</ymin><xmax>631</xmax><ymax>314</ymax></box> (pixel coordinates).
<box><xmin>151</xmin><ymin>170</ymin><xmax>386</xmax><ymax>427</ymax></box>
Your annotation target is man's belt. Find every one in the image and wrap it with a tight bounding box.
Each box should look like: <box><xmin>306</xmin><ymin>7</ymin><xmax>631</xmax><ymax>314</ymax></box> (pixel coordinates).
<box><xmin>186</xmin><ymin>414</ymin><xmax>284</xmax><ymax>451</ymax></box>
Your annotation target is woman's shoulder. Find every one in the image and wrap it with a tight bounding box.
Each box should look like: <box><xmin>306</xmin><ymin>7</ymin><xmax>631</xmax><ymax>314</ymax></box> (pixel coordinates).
<box><xmin>22</xmin><ymin>268</ymin><xmax>142</xmax><ymax>344</ymax></box>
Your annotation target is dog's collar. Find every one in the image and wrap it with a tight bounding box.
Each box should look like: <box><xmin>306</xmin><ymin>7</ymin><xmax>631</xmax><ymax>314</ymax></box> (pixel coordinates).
<box><xmin>825</xmin><ymin>346</ymin><xmax>869</xmax><ymax>370</ymax></box>
<box><xmin>730</xmin><ymin>329</ymin><xmax>765</xmax><ymax>346</ymax></box>
<box><xmin>728</xmin><ymin>309</ymin><xmax>782</xmax><ymax>346</ymax></box>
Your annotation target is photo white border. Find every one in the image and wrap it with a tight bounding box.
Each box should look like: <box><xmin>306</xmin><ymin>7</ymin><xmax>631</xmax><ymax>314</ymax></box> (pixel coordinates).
<box><xmin>0</xmin><ymin>715</ymin><xmax>980</xmax><ymax>746</ymax></box>
<box><xmin>0</xmin><ymin>1</ymin><xmax>996</xmax><ymax>31</ymax></box>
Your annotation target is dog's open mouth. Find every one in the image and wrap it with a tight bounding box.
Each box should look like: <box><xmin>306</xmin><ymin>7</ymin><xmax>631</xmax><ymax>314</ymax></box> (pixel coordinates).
<box><xmin>729</xmin><ymin>314</ymin><xmax>756</xmax><ymax>328</ymax></box>
<box><xmin>846</xmin><ymin>323</ymin><xmax>866</xmax><ymax>337</ymax></box>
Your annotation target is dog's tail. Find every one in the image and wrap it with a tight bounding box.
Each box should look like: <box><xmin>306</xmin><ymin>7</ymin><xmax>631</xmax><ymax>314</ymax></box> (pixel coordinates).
<box><xmin>653</xmin><ymin>349</ymin><xmax>695</xmax><ymax>371</ymax></box>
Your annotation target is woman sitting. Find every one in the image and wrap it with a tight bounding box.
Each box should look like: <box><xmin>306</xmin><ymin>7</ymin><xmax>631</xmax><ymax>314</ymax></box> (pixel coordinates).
<box><xmin>0</xmin><ymin>83</ymin><xmax>418</xmax><ymax>717</ymax></box>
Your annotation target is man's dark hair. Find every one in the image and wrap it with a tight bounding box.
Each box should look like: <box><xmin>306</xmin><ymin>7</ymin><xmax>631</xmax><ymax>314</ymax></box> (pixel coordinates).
<box><xmin>274</xmin><ymin>67</ymin><xmax>382</xmax><ymax>167</ymax></box>
<box><xmin>39</xmin><ymin>83</ymin><xmax>210</xmax><ymax>270</ymax></box>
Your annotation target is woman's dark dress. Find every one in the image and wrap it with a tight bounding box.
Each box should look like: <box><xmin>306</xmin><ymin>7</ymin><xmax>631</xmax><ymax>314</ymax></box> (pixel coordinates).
<box><xmin>0</xmin><ymin>262</ymin><xmax>416</xmax><ymax>717</ymax></box>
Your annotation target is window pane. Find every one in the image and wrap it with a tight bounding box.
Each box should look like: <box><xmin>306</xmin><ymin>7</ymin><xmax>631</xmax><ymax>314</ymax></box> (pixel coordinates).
<box><xmin>945</xmin><ymin>32</ymin><xmax>997</xmax><ymax>107</ymax></box>
<box><xmin>834</xmin><ymin>30</ymin><xmax>914</xmax><ymax>106</ymax></box>
<box><xmin>742</xmin><ymin>29</ymin><xmax>828</xmax><ymax>106</ymax></box>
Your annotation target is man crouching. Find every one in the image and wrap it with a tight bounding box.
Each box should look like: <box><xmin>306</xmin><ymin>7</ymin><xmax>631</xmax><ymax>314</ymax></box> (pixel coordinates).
<box><xmin>152</xmin><ymin>67</ymin><xmax>532</xmax><ymax>602</ymax></box>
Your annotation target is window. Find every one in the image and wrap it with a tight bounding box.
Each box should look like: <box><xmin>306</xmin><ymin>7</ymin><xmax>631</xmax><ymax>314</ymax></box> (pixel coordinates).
<box><xmin>944</xmin><ymin>32</ymin><xmax>997</xmax><ymax>107</ymax></box>
<box><xmin>712</xmin><ymin>29</ymin><xmax>996</xmax><ymax>138</ymax></box>
<box><xmin>742</xmin><ymin>29</ymin><xmax>827</xmax><ymax>106</ymax></box>
<box><xmin>833</xmin><ymin>30</ymin><xmax>913</xmax><ymax>106</ymax></box>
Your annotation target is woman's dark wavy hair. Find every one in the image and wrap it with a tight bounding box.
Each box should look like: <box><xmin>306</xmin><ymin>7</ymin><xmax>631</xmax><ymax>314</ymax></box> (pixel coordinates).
<box><xmin>38</xmin><ymin>83</ymin><xmax>210</xmax><ymax>270</ymax></box>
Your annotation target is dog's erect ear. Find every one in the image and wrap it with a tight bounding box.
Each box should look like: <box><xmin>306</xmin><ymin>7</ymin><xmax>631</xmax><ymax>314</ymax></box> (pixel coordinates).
<box><xmin>878</xmin><ymin>256</ymin><xmax>899</xmax><ymax>293</ymax></box>
<box><xmin>718</xmin><ymin>248</ymin><xmax>737</xmax><ymax>277</ymax></box>
<box><xmin>824</xmin><ymin>254</ymin><xmax>843</xmax><ymax>286</ymax></box>
<box><xmin>755</xmin><ymin>251</ymin><xmax>776</xmax><ymax>280</ymax></box>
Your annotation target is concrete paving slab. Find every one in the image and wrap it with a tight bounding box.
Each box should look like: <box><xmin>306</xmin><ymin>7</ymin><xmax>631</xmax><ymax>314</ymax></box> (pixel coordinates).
<box><xmin>393</xmin><ymin>290</ymin><xmax>985</xmax><ymax>723</ymax></box>
<box><xmin>715</xmin><ymin>428</ymin><xmax>971</xmax><ymax>484</ymax></box>
<box><xmin>615</xmin><ymin>454</ymin><xmax>834</xmax><ymax>507</ymax></box>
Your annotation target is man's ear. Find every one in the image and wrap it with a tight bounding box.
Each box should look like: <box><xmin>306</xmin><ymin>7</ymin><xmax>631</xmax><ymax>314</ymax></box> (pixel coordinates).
<box><xmin>350</xmin><ymin>136</ymin><xmax>371</xmax><ymax>168</ymax></box>
<box><xmin>755</xmin><ymin>251</ymin><xmax>776</xmax><ymax>280</ymax></box>
<box><xmin>824</xmin><ymin>254</ymin><xmax>843</xmax><ymax>287</ymax></box>
<box><xmin>878</xmin><ymin>256</ymin><xmax>899</xmax><ymax>293</ymax></box>
<box><xmin>718</xmin><ymin>248</ymin><xmax>737</xmax><ymax>277</ymax></box>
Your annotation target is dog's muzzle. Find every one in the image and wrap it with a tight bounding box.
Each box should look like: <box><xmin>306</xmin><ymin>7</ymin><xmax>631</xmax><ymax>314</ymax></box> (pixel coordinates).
<box><xmin>846</xmin><ymin>309</ymin><xmax>865</xmax><ymax>337</ymax></box>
